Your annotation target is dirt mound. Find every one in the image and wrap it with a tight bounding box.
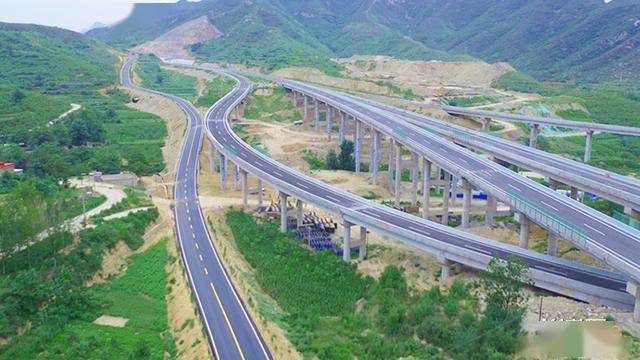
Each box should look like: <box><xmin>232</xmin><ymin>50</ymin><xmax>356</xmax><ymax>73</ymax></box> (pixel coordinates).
<box><xmin>134</xmin><ymin>16</ymin><xmax>222</xmax><ymax>61</ymax></box>
<box><xmin>336</xmin><ymin>55</ymin><xmax>513</xmax><ymax>92</ymax></box>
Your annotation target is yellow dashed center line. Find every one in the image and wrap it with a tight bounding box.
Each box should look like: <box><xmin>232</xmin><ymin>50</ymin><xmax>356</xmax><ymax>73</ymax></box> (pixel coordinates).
<box><xmin>210</xmin><ymin>282</ymin><xmax>245</xmax><ymax>360</ymax></box>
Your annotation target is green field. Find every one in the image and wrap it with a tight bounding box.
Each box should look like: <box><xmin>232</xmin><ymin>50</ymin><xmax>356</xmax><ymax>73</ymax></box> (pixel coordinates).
<box><xmin>135</xmin><ymin>54</ymin><xmax>197</xmax><ymax>101</ymax></box>
<box><xmin>242</xmin><ymin>87</ymin><xmax>301</xmax><ymax>122</ymax></box>
<box><xmin>195</xmin><ymin>74</ymin><xmax>237</xmax><ymax>108</ymax></box>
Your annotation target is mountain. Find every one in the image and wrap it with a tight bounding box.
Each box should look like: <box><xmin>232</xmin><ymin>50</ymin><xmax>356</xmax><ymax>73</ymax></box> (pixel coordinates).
<box><xmin>83</xmin><ymin>22</ymin><xmax>108</xmax><ymax>34</ymax></box>
<box><xmin>90</xmin><ymin>0</ymin><xmax>640</xmax><ymax>83</ymax></box>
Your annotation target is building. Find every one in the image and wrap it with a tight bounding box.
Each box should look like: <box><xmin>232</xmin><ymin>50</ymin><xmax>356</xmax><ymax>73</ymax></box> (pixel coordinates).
<box><xmin>89</xmin><ymin>170</ymin><xmax>139</xmax><ymax>187</ymax></box>
<box><xmin>0</xmin><ymin>162</ymin><xmax>15</xmax><ymax>174</ymax></box>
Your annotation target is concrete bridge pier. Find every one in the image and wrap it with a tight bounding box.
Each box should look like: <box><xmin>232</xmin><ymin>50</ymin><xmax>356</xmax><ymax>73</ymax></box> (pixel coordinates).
<box><xmin>442</xmin><ymin>173</ymin><xmax>451</xmax><ymax>225</ymax></box>
<box><xmin>257</xmin><ymin>179</ymin><xmax>263</xmax><ymax>206</ymax></box>
<box><xmin>388</xmin><ymin>139</ymin><xmax>395</xmax><ymax>193</ymax></box>
<box><xmin>342</xmin><ymin>221</ymin><xmax>352</xmax><ymax>262</ymax></box>
<box><xmin>481</xmin><ymin>117</ymin><xmax>491</xmax><ymax>130</ymax></box>
<box><xmin>279</xmin><ymin>192</ymin><xmax>289</xmax><ymax>233</ymax></box>
<box><xmin>234</xmin><ymin>164</ymin><xmax>241</xmax><ymax>191</ymax></box>
<box><xmin>303</xmin><ymin>95</ymin><xmax>308</xmax><ymax>120</ymax></box>
<box><xmin>584</xmin><ymin>130</ymin><xmax>594</xmax><ymax>162</ymax></box>
<box><xmin>570</xmin><ymin>186</ymin><xmax>579</xmax><ymax>200</ymax></box>
<box><xmin>371</xmin><ymin>130</ymin><xmax>380</xmax><ymax>184</ymax></box>
<box><xmin>461</xmin><ymin>179</ymin><xmax>472</xmax><ymax>228</ymax></box>
<box><xmin>292</xmin><ymin>91</ymin><xmax>297</xmax><ymax>107</ymax></box>
<box><xmin>411</xmin><ymin>153</ymin><xmax>419</xmax><ymax>206</ymax></box>
<box><xmin>530</xmin><ymin>124</ymin><xmax>539</xmax><ymax>148</ymax></box>
<box><xmin>326</xmin><ymin>107</ymin><xmax>333</xmax><ymax>141</ymax></box>
<box><xmin>627</xmin><ymin>283</ymin><xmax>640</xmax><ymax>322</ymax></box>
<box><xmin>517</xmin><ymin>212</ymin><xmax>530</xmax><ymax>248</ymax></box>
<box><xmin>241</xmin><ymin>170</ymin><xmax>248</xmax><ymax>206</ymax></box>
<box><xmin>547</xmin><ymin>234</ymin><xmax>558</xmax><ymax>257</ymax></box>
<box><xmin>296</xmin><ymin>199</ymin><xmax>304</xmax><ymax>228</ymax></box>
<box><xmin>624</xmin><ymin>206</ymin><xmax>640</xmax><ymax>221</ymax></box>
<box><xmin>395</xmin><ymin>144</ymin><xmax>403</xmax><ymax>206</ymax></box>
<box><xmin>355</xmin><ymin>120</ymin><xmax>362</xmax><ymax>173</ymax></box>
<box><xmin>422</xmin><ymin>158</ymin><xmax>432</xmax><ymax>219</ymax></box>
<box><xmin>209</xmin><ymin>143</ymin><xmax>217</xmax><ymax>173</ymax></box>
<box><xmin>485</xmin><ymin>195</ymin><xmax>496</xmax><ymax>226</ymax></box>
<box><xmin>314</xmin><ymin>99</ymin><xmax>319</xmax><ymax>131</ymax></box>
<box><xmin>339</xmin><ymin>112</ymin><xmax>346</xmax><ymax>143</ymax></box>
<box><xmin>440</xmin><ymin>258</ymin><xmax>454</xmax><ymax>280</ymax></box>
<box><xmin>219</xmin><ymin>153</ymin><xmax>227</xmax><ymax>190</ymax></box>
<box><xmin>359</xmin><ymin>226</ymin><xmax>367</xmax><ymax>260</ymax></box>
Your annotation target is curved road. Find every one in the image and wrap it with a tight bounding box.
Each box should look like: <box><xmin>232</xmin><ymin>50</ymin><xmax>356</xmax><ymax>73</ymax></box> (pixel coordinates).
<box><xmin>121</xmin><ymin>57</ymin><xmax>271</xmax><ymax>360</ymax></box>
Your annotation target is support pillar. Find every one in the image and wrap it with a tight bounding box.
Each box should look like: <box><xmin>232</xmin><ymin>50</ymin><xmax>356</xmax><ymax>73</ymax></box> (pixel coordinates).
<box><xmin>339</xmin><ymin>112</ymin><xmax>346</xmax><ymax>143</ymax></box>
<box><xmin>343</xmin><ymin>221</ymin><xmax>352</xmax><ymax>262</ymax></box>
<box><xmin>279</xmin><ymin>192</ymin><xmax>288</xmax><ymax>233</ymax></box>
<box><xmin>359</xmin><ymin>226</ymin><xmax>367</xmax><ymax>260</ymax></box>
<box><xmin>422</xmin><ymin>159</ymin><xmax>431</xmax><ymax>219</ymax></box>
<box><xmin>326</xmin><ymin>106</ymin><xmax>332</xmax><ymax>141</ymax></box>
<box><xmin>584</xmin><ymin>130</ymin><xmax>593</xmax><ymax>163</ymax></box>
<box><xmin>625</xmin><ymin>206</ymin><xmax>640</xmax><ymax>221</ymax></box>
<box><xmin>395</xmin><ymin>144</ymin><xmax>402</xmax><ymax>206</ymax></box>
<box><xmin>450</xmin><ymin>177</ymin><xmax>459</xmax><ymax>207</ymax></box>
<box><xmin>440</xmin><ymin>258</ymin><xmax>453</xmax><ymax>280</ymax></box>
<box><xmin>241</xmin><ymin>170</ymin><xmax>248</xmax><ymax>206</ymax></box>
<box><xmin>219</xmin><ymin>154</ymin><xmax>227</xmax><ymax>190</ymax></box>
<box><xmin>314</xmin><ymin>99</ymin><xmax>319</xmax><ymax>131</ymax></box>
<box><xmin>388</xmin><ymin>139</ymin><xmax>395</xmax><ymax>193</ymax></box>
<box><xmin>518</xmin><ymin>213</ymin><xmax>530</xmax><ymax>249</ymax></box>
<box><xmin>371</xmin><ymin>130</ymin><xmax>380</xmax><ymax>184</ymax></box>
<box><xmin>296</xmin><ymin>199</ymin><xmax>303</xmax><ymax>229</ymax></box>
<box><xmin>633</xmin><ymin>284</ymin><xmax>640</xmax><ymax>322</ymax></box>
<box><xmin>461</xmin><ymin>179</ymin><xmax>472</xmax><ymax>228</ymax></box>
<box><xmin>547</xmin><ymin>234</ymin><xmax>558</xmax><ymax>257</ymax></box>
<box><xmin>257</xmin><ymin>179</ymin><xmax>263</xmax><ymax>207</ymax></box>
<box><xmin>530</xmin><ymin>124</ymin><xmax>539</xmax><ymax>148</ymax></box>
<box><xmin>209</xmin><ymin>143</ymin><xmax>217</xmax><ymax>174</ymax></box>
<box><xmin>234</xmin><ymin>164</ymin><xmax>240</xmax><ymax>191</ymax></box>
<box><xmin>570</xmin><ymin>186</ymin><xmax>579</xmax><ymax>200</ymax></box>
<box><xmin>485</xmin><ymin>195</ymin><xmax>496</xmax><ymax>226</ymax></box>
<box><xmin>442</xmin><ymin>173</ymin><xmax>451</xmax><ymax>226</ymax></box>
<box><xmin>303</xmin><ymin>95</ymin><xmax>308</xmax><ymax>120</ymax></box>
<box><xmin>481</xmin><ymin>118</ymin><xmax>490</xmax><ymax>130</ymax></box>
<box><xmin>411</xmin><ymin>154</ymin><xmax>419</xmax><ymax>207</ymax></box>
<box><xmin>292</xmin><ymin>91</ymin><xmax>297</xmax><ymax>106</ymax></box>
<box><xmin>355</xmin><ymin>120</ymin><xmax>362</xmax><ymax>173</ymax></box>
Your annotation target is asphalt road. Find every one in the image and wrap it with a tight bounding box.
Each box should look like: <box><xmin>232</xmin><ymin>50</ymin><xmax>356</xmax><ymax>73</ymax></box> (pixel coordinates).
<box><xmin>121</xmin><ymin>57</ymin><xmax>271</xmax><ymax>360</ymax></box>
<box><xmin>277</xmin><ymin>79</ymin><xmax>640</xmax><ymax>285</ymax></box>
<box><xmin>348</xmin><ymin>96</ymin><xmax>640</xmax><ymax>211</ymax></box>
<box><xmin>204</xmin><ymin>70</ymin><xmax>630</xmax><ymax>301</ymax></box>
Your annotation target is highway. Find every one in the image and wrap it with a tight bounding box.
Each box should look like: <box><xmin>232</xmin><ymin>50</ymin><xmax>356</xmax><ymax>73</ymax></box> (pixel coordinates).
<box><xmin>344</xmin><ymin>94</ymin><xmax>640</xmax><ymax>212</ymax></box>
<box><xmin>268</xmin><ymin>78</ymin><xmax>640</xmax><ymax>287</ymax></box>
<box><xmin>200</xmin><ymin>68</ymin><xmax>634</xmax><ymax>309</ymax></box>
<box><xmin>443</xmin><ymin>106</ymin><xmax>640</xmax><ymax>136</ymax></box>
<box><xmin>121</xmin><ymin>57</ymin><xmax>272</xmax><ymax>360</ymax></box>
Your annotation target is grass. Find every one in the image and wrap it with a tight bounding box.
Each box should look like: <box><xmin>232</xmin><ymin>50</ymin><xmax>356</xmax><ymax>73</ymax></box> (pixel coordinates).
<box><xmin>195</xmin><ymin>75</ymin><xmax>236</xmax><ymax>108</ymax></box>
<box><xmin>445</xmin><ymin>96</ymin><xmax>503</xmax><ymax>107</ymax></box>
<box><xmin>135</xmin><ymin>54</ymin><xmax>197</xmax><ymax>102</ymax></box>
<box><xmin>93</xmin><ymin>187</ymin><xmax>154</xmax><ymax>221</ymax></box>
<box><xmin>242</xmin><ymin>87</ymin><xmax>301</xmax><ymax>122</ymax></box>
<box><xmin>43</xmin><ymin>239</ymin><xmax>175</xmax><ymax>359</ymax></box>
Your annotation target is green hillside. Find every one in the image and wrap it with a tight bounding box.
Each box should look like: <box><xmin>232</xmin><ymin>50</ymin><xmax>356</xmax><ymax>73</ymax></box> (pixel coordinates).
<box><xmin>91</xmin><ymin>0</ymin><xmax>640</xmax><ymax>83</ymax></box>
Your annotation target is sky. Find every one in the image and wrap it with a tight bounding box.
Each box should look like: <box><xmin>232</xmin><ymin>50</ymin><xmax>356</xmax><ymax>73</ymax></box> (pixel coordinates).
<box><xmin>0</xmin><ymin>0</ymin><xmax>187</xmax><ymax>33</ymax></box>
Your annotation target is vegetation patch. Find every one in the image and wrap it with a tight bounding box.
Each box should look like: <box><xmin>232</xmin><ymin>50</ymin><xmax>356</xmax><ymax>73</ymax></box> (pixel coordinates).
<box><xmin>195</xmin><ymin>75</ymin><xmax>236</xmax><ymax>108</ymax></box>
<box><xmin>135</xmin><ymin>54</ymin><xmax>197</xmax><ymax>102</ymax></box>
<box><xmin>242</xmin><ymin>87</ymin><xmax>301</xmax><ymax>123</ymax></box>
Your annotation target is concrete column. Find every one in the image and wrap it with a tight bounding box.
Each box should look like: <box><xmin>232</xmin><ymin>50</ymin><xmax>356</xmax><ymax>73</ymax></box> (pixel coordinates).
<box><xmin>359</xmin><ymin>226</ymin><xmax>367</xmax><ymax>260</ymax></box>
<box><xmin>343</xmin><ymin>221</ymin><xmax>352</xmax><ymax>262</ymax></box>
<box><xmin>518</xmin><ymin>213</ymin><xmax>530</xmax><ymax>249</ymax></box>
<box><xmin>631</xmin><ymin>283</ymin><xmax>640</xmax><ymax>322</ymax></box>
<box><xmin>303</xmin><ymin>95</ymin><xmax>308</xmax><ymax>120</ymax></box>
<box><xmin>326</xmin><ymin>106</ymin><xmax>332</xmax><ymax>141</ymax></box>
<box><xmin>234</xmin><ymin>164</ymin><xmax>240</xmax><ymax>191</ymax></box>
<box><xmin>209</xmin><ymin>143</ymin><xmax>217</xmax><ymax>174</ymax></box>
<box><xmin>339</xmin><ymin>112</ymin><xmax>346</xmax><ymax>144</ymax></box>
<box><xmin>485</xmin><ymin>195</ymin><xmax>496</xmax><ymax>226</ymax></box>
<box><xmin>450</xmin><ymin>177</ymin><xmax>459</xmax><ymax>207</ymax></box>
<box><xmin>241</xmin><ymin>170</ymin><xmax>248</xmax><ymax>206</ymax></box>
<box><xmin>296</xmin><ymin>199</ymin><xmax>303</xmax><ymax>229</ymax></box>
<box><xmin>279</xmin><ymin>192</ymin><xmax>288</xmax><ymax>233</ymax></box>
<box><xmin>481</xmin><ymin>118</ymin><xmax>490</xmax><ymax>130</ymax></box>
<box><xmin>440</xmin><ymin>258</ymin><xmax>453</xmax><ymax>280</ymax></box>
<box><xmin>292</xmin><ymin>91</ymin><xmax>297</xmax><ymax>106</ymax></box>
<box><xmin>314</xmin><ymin>99</ymin><xmax>319</xmax><ymax>130</ymax></box>
<box><xmin>355</xmin><ymin>120</ymin><xmax>362</xmax><ymax>173</ymax></box>
<box><xmin>461</xmin><ymin>179</ymin><xmax>472</xmax><ymax>228</ymax></box>
<box><xmin>219</xmin><ymin>154</ymin><xmax>227</xmax><ymax>190</ymax></box>
<box><xmin>257</xmin><ymin>179</ymin><xmax>263</xmax><ymax>206</ymax></box>
<box><xmin>584</xmin><ymin>130</ymin><xmax>594</xmax><ymax>162</ymax></box>
<box><xmin>547</xmin><ymin>234</ymin><xmax>558</xmax><ymax>257</ymax></box>
<box><xmin>395</xmin><ymin>144</ymin><xmax>403</xmax><ymax>206</ymax></box>
<box><xmin>530</xmin><ymin>124</ymin><xmax>539</xmax><ymax>148</ymax></box>
<box><xmin>388</xmin><ymin>139</ymin><xmax>395</xmax><ymax>193</ymax></box>
<box><xmin>371</xmin><ymin>130</ymin><xmax>380</xmax><ymax>184</ymax></box>
<box><xmin>570</xmin><ymin>186</ymin><xmax>579</xmax><ymax>200</ymax></box>
<box><xmin>442</xmin><ymin>173</ymin><xmax>451</xmax><ymax>226</ymax></box>
<box><xmin>422</xmin><ymin>159</ymin><xmax>431</xmax><ymax>219</ymax></box>
<box><xmin>411</xmin><ymin>154</ymin><xmax>419</xmax><ymax>206</ymax></box>
<box><xmin>625</xmin><ymin>206</ymin><xmax>640</xmax><ymax>221</ymax></box>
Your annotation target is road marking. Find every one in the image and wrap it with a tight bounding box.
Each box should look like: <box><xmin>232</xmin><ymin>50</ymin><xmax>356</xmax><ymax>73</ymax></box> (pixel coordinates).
<box><xmin>326</xmin><ymin>195</ymin><xmax>342</xmax><ymax>203</ymax></box>
<box><xmin>538</xmin><ymin>266</ymin><xmax>567</xmax><ymax>277</ymax></box>
<box><xmin>209</xmin><ymin>282</ymin><xmax>246</xmax><ymax>360</ymax></box>
<box><xmin>199</xmin><ymin>254</ymin><xmax>204</xmax><ymax>262</ymax></box>
<box><xmin>192</xmin><ymin>233</ymin><xmax>196</xmax><ymax>239</ymax></box>
<box><xmin>584</xmin><ymin>223</ymin><xmax>606</xmax><ymax>236</ymax></box>
<box><xmin>195</xmin><ymin>242</ymin><xmax>199</xmax><ymax>249</ymax></box>
<box><xmin>295</xmin><ymin>181</ymin><xmax>310</xmax><ymax>190</ymax></box>
<box><xmin>204</xmin><ymin>267</ymin><xmax>208</xmax><ymax>275</ymax></box>
<box><xmin>186</xmin><ymin>209</ymin><xmax>190</xmax><ymax>214</ymax></box>
<box><xmin>463</xmin><ymin>243</ymin><xmax>492</xmax><ymax>255</ymax></box>
<box><xmin>507</xmin><ymin>183</ymin><xmax>522</xmax><ymax>192</ymax></box>
<box><xmin>366</xmin><ymin>211</ymin><xmax>383</xmax><ymax>219</ymax></box>
<box><xmin>188</xmin><ymin>216</ymin><xmax>192</xmax><ymax>222</ymax></box>
<box><xmin>539</xmin><ymin>200</ymin><xmax>559</xmax><ymax>212</ymax></box>
<box><xmin>408</xmin><ymin>225</ymin><xmax>431</xmax><ymax>236</ymax></box>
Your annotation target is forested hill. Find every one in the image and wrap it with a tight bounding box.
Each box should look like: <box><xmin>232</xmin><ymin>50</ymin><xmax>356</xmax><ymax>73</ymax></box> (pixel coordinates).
<box><xmin>90</xmin><ymin>0</ymin><xmax>640</xmax><ymax>83</ymax></box>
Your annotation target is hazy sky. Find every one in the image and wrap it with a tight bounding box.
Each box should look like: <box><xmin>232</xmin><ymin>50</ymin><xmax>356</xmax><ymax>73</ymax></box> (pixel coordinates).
<box><xmin>0</xmin><ymin>0</ymin><xmax>186</xmax><ymax>33</ymax></box>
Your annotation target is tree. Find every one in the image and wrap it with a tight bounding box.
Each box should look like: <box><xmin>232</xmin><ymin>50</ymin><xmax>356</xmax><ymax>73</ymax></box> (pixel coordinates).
<box><xmin>338</xmin><ymin>140</ymin><xmax>355</xmax><ymax>171</ymax></box>
<box><xmin>326</xmin><ymin>149</ymin><xmax>339</xmax><ymax>170</ymax></box>
<box><xmin>0</xmin><ymin>144</ymin><xmax>28</xmax><ymax>168</ymax></box>
<box><xmin>11</xmin><ymin>90</ymin><xmax>25</xmax><ymax>105</ymax></box>
<box><xmin>28</xmin><ymin>144</ymin><xmax>70</xmax><ymax>182</ymax></box>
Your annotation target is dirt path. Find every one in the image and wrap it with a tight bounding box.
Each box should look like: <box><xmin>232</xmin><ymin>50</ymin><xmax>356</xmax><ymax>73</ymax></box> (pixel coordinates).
<box><xmin>47</xmin><ymin>103</ymin><xmax>82</xmax><ymax>127</ymax></box>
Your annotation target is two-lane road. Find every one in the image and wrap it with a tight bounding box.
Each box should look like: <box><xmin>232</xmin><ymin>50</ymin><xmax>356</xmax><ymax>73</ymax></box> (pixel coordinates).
<box><xmin>121</xmin><ymin>56</ymin><xmax>271</xmax><ymax>360</ymax></box>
